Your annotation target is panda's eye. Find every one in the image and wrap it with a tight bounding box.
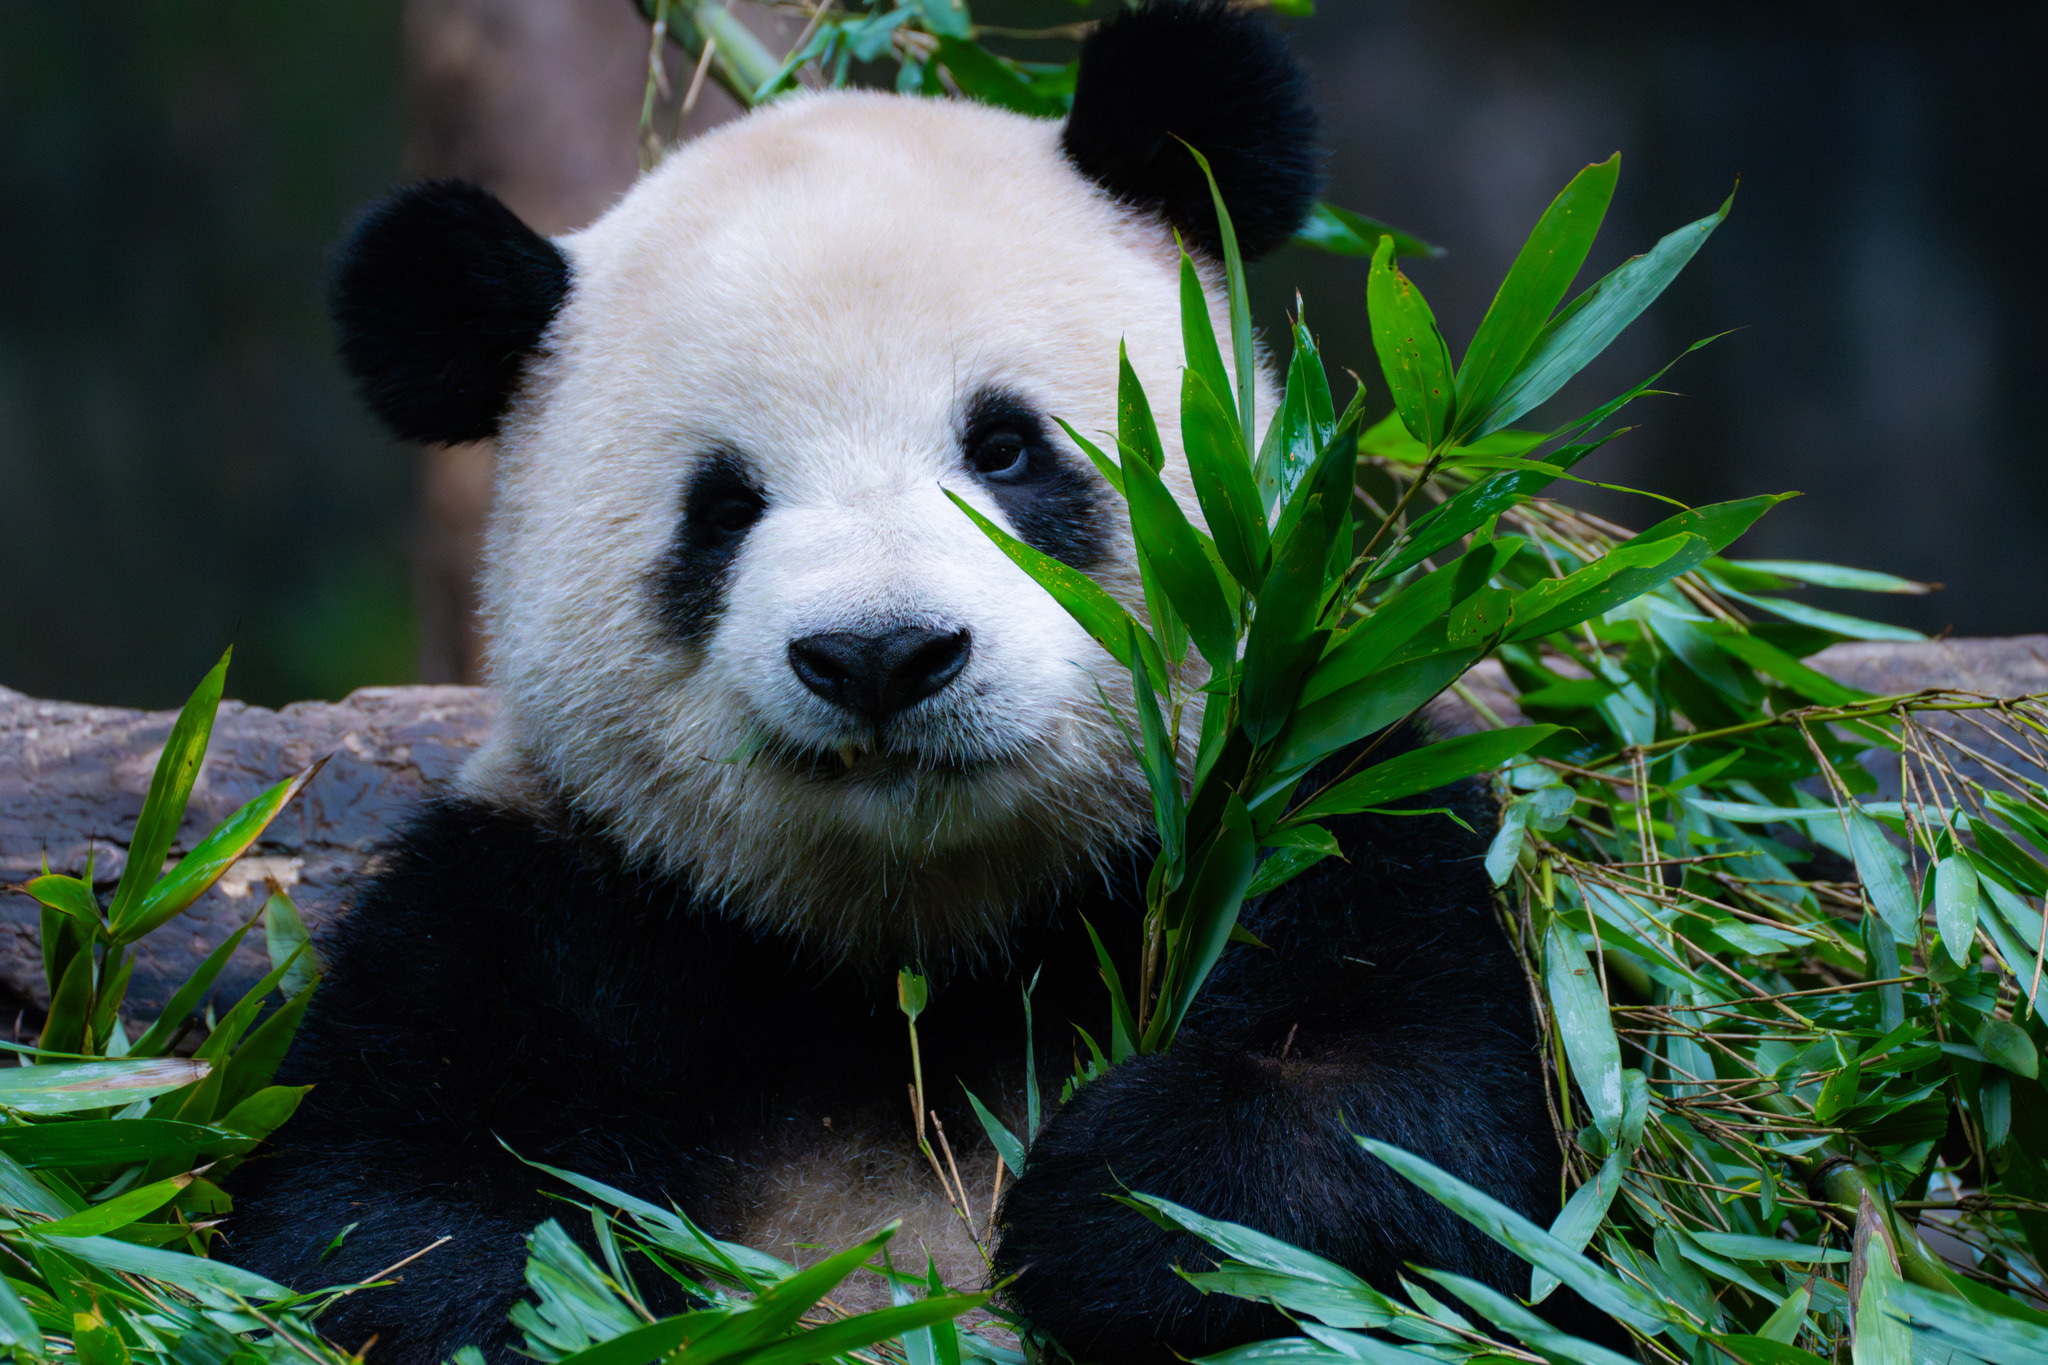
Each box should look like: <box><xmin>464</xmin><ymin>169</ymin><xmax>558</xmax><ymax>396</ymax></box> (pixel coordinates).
<box><xmin>969</xmin><ymin>430</ymin><xmax>1030</xmax><ymax>481</ymax></box>
<box><xmin>702</xmin><ymin>494</ymin><xmax>764</xmax><ymax>538</ymax></box>
<box><xmin>681</xmin><ymin>458</ymin><xmax>767</xmax><ymax>552</ymax></box>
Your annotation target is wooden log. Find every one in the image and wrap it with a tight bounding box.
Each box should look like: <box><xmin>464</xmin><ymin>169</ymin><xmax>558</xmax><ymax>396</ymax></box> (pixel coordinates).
<box><xmin>2</xmin><ymin>636</ymin><xmax>2042</xmax><ymax>1025</ymax></box>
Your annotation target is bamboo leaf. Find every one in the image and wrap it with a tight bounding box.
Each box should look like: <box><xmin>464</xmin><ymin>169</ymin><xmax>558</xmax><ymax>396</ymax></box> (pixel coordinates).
<box><xmin>114</xmin><ymin>759</ymin><xmax>326</xmax><ymax>943</ymax></box>
<box><xmin>945</xmin><ymin>489</ymin><xmax>1167</xmax><ymax>691</ymax></box>
<box><xmin>128</xmin><ymin>914</ymin><xmax>261</xmax><ymax>1058</ymax></box>
<box><xmin>1274</xmin><ymin>648</ymin><xmax>1484</xmax><ymax>777</ymax></box>
<box><xmin>1180</xmin><ymin>250</ymin><xmax>1233</xmax><ymax>427</ymax></box>
<box><xmin>1367</xmin><ymin>236</ymin><xmax>1455</xmax><ymax>450</ymax></box>
<box><xmin>0</xmin><ymin>1058</ymin><xmax>209</xmax><ymax>1115</ymax></box>
<box><xmin>1355</xmin><ymin>1138</ymin><xmax>1675</xmax><ymax>1333</ymax></box>
<box><xmin>1935</xmin><ymin>856</ymin><xmax>1981</xmax><ymax>967</ymax></box>
<box><xmin>960</xmin><ymin>1086</ymin><xmax>1026</xmax><ymax>1176</ymax></box>
<box><xmin>1288</xmin><ymin>726</ymin><xmax>1559</xmax><ymax>827</ymax></box>
<box><xmin>1182</xmin><ymin>368</ymin><xmax>1270</xmax><ymax>591</ymax></box>
<box><xmin>1532</xmin><ymin>1148</ymin><xmax>1627</xmax><ymax>1303</ymax></box>
<box><xmin>1452</xmin><ymin>154</ymin><xmax>1620</xmax><ymax>440</ymax></box>
<box><xmin>25</xmin><ymin>1176</ymin><xmax>192</xmax><ymax>1239</ymax></box>
<box><xmin>106</xmin><ymin>648</ymin><xmax>231</xmax><ymax>929</ymax></box>
<box><xmin>1475</xmin><ymin>190</ymin><xmax>1733</xmax><ymax>439</ymax></box>
<box><xmin>1292</xmin><ymin>202</ymin><xmax>1442</xmax><ymax>260</ymax></box>
<box><xmin>1183</xmin><ymin>142</ymin><xmax>1257</xmax><ymax>453</ymax></box>
<box><xmin>1120</xmin><ymin>434</ymin><xmax>1238</xmax><ymax>671</ymax></box>
<box><xmin>1545</xmin><ymin>922</ymin><xmax>1624</xmax><ymax>1141</ymax></box>
<box><xmin>1847</xmin><ymin>811</ymin><xmax>1918</xmax><ymax>942</ymax></box>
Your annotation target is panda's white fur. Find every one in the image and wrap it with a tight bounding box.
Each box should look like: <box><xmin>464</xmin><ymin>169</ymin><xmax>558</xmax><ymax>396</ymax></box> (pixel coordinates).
<box><xmin>462</xmin><ymin>92</ymin><xmax>1268</xmax><ymax>962</ymax></box>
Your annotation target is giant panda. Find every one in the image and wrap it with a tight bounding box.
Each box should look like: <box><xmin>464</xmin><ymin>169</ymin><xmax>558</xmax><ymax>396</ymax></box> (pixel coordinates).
<box><xmin>229</xmin><ymin>4</ymin><xmax>1603</xmax><ymax>1362</ymax></box>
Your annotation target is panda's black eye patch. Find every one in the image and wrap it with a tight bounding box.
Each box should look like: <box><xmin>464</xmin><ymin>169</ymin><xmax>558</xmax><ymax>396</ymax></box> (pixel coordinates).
<box><xmin>962</xmin><ymin>390</ymin><xmax>1109</xmax><ymax>570</ymax></box>
<box><xmin>650</xmin><ymin>450</ymin><xmax>766</xmax><ymax>644</ymax></box>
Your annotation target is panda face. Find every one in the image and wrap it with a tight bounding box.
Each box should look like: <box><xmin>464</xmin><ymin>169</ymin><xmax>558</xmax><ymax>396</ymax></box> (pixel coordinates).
<box><xmin>463</xmin><ymin>93</ymin><xmax>1248</xmax><ymax>961</ymax></box>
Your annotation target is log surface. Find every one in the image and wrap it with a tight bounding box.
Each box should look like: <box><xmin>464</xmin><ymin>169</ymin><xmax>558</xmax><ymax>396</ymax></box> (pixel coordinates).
<box><xmin>3</xmin><ymin>636</ymin><xmax>2043</xmax><ymax>1020</ymax></box>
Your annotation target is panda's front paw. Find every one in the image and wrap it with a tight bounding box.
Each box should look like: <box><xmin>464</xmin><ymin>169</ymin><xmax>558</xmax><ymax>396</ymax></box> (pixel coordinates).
<box><xmin>992</xmin><ymin>1039</ymin><xmax>1302</xmax><ymax>1364</ymax></box>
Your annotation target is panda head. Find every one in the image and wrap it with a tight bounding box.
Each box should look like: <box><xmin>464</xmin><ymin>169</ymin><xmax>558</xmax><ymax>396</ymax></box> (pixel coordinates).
<box><xmin>333</xmin><ymin>0</ymin><xmax>1321</xmax><ymax>963</ymax></box>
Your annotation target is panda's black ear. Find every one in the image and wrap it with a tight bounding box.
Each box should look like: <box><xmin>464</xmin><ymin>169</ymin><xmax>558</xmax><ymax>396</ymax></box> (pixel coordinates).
<box><xmin>1062</xmin><ymin>0</ymin><xmax>1322</xmax><ymax>261</ymax></box>
<box><xmin>330</xmin><ymin>179</ymin><xmax>571</xmax><ymax>446</ymax></box>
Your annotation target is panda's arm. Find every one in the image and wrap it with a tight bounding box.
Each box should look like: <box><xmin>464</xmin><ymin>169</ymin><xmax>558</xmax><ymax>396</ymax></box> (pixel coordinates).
<box><xmin>227</xmin><ymin>799</ymin><xmax>761</xmax><ymax>1363</ymax></box>
<box><xmin>994</xmin><ymin>770</ymin><xmax>1614</xmax><ymax>1361</ymax></box>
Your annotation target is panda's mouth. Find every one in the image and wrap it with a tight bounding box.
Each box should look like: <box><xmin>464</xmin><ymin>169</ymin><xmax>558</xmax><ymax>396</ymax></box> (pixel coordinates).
<box><xmin>779</xmin><ymin>735</ymin><xmax>994</xmax><ymax>783</ymax></box>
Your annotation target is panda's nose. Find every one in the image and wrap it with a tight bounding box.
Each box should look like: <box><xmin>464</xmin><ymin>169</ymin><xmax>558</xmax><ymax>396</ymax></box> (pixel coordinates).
<box><xmin>787</xmin><ymin>626</ymin><xmax>972</xmax><ymax>723</ymax></box>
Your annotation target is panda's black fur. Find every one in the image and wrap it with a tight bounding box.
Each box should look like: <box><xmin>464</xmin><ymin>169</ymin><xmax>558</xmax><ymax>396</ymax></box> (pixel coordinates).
<box><xmin>229</xmin><ymin>4</ymin><xmax>1617</xmax><ymax>1361</ymax></box>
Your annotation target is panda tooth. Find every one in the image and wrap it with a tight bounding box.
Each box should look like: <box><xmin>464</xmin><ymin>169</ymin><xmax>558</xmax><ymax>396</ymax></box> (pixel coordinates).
<box><xmin>835</xmin><ymin>740</ymin><xmax>860</xmax><ymax>769</ymax></box>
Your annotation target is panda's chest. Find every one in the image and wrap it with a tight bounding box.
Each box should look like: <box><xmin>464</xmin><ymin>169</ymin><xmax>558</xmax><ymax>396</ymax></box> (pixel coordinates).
<box><xmin>730</xmin><ymin>1105</ymin><xmax>1005</xmax><ymax>1311</ymax></box>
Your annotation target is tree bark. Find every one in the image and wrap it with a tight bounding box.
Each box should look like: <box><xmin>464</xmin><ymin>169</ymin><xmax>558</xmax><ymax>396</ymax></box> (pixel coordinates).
<box><xmin>398</xmin><ymin>0</ymin><xmax>746</xmax><ymax>682</ymax></box>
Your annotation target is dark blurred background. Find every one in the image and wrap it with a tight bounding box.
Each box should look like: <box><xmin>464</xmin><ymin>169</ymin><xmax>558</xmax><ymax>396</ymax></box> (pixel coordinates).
<box><xmin>2</xmin><ymin>0</ymin><xmax>2041</xmax><ymax>712</ymax></box>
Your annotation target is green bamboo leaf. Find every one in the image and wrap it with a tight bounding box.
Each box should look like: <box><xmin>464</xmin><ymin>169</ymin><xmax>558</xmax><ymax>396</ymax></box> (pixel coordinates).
<box><xmin>733</xmin><ymin>1296</ymin><xmax>988</xmax><ymax>1365</ymax></box>
<box><xmin>1244</xmin><ymin>841</ymin><xmax>1337</xmax><ymax>900</ymax></box>
<box><xmin>1758</xmin><ymin>1285</ymin><xmax>1814</xmax><ymax>1343</ymax></box>
<box><xmin>1378</xmin><ymin>432</ymin><xmax>1615</xmax><ymax>580</ymax></box>
<box><xmin>1545</xmin><ymin>922</ymin><xmax>1624</xmax><ymax>1141</ymax></box>
<box><xmin>1290</xmin><ymin>202</ymin><xmax>1443</xmax><ymax>260</ymax></box>
<box><xmin>37</xmin><ymin>950</ymin><xmax>94</xmax><ymax>1057</ymax></box>
<box><xmin>1254</xmin><ymin>329</ymin><xmax>1322</xmax><ymax>521</ymax></box>
<box><xmin>106</xmin><ymin>648</ymin><xmax>230</xmax><ymax>929</ymax></box>
<box><xmin>1853</xmin><ymin>1224</ymin><xmax>1909</xmax><ymax>1365</ymax></box>
<box><xmin>44</xmin><ymin>1231</ymin><xmax>286</xmax><ymax>1300</ymax></box>
<box><xmin>1183</xmin><ymin>142</ymin><xmax>1257</xmax><ymax>451</ymax></box>
<box><xmin>1688</xmin><ymin>1232</ymin><xmax>1849</xmax><ymax>1264</ymax></box>
<box><xmin>1475</xmin><ymin>189</ymin><xmax>1733</xmax><ymax>439</ymax></box>
<box><xmin>2</xmin><ymin>1059</ymin><xmax>210</xmax><ymax>1117</ymax></box>
<box><xmin>0</xmin><ymin>1118</ymin><xmax>244</xmax><ymax>1168</ymax></box>
<box><xmin>1710</xmin><ymin>1337</ymin><xmax>1827</xmax><ymax>1365</ymax></box>
<box><xmin>1287</xmin><ymin>726</ymin><xmax>1559</xmax><ymax>827</ymax></box>
<box><xmin>1148</xmin><ymin>796</ymin><xmax>1258</xmax><ymax>1050</ymax></box>
<box><xmin>1452</xmin><ymin>154</ymin><xmax>1620</xmax><ymax>440</ymax></box>
<box><xmin>1118</xmin><ymin>1191</ymin><xmax>1382</xmax><ymax>1291</ymax></box>
<box><xmin>1080</xmin><ymin>917</ymin><xmax>1138</xmax><ymax>1064</ymax></box>
<box><xmin>1180</xmin><ymin>250</ymin><xmax>1233</xmax><ymax>425</ymax></box>
<box><xmin>1118</xmin><ymin>343</ymin><xmax>1166</xmax><ymax>474</ymax></box>
<box><xmin>1411</xmin><ymin>1268</ymin><xmax>1640</xmax><ymax>1365</ymax></box>
<box><xmin>1182</xmin><ymin>369</ymin><xmax>1270</xmax><ymax>590</ymax></box>
<box><xmin>960</xmin><ymin>1086</ymin><xmax>1026</xmax><ymax>1176</ymax></box>
<box><xmin>1241</xmin><ymin>481</ymin><xmax>1344</xmax><ymax>746</ymax></box>
<box><xmin>897</xmin><ymin>969</ymin><xmax>928</xmax><ymax>1024</ymax></box>
<box><xmin>1846</xmin><ymin>811</ymin><xmax>1918</xmax><ymax>941</ymax></box>
<box><xmin>1532</xmin><ymin>1148</ymin><xmax>1626</xmax><ymax>1303</ymax></box>
<box><xmin>1274</xmin><ymin>648</ymin><xmax>1483</xmax><ymax>777</ymax></box>
<box><xmin>1119</xmin><ymin>436</ymin><xmax>1238</xmax><ymax>671</ymax></box>
<box><xmin>1179</xmin><ymin>1266</ymin><xmax>1393</xmax><ymax>1330</ymax></box>
<box><xmin>1367</xmin><ymin>235</ymin><xmax>1455</xmax><ymax>450</ymax></box>
<box><xmin>1727</xmin><ymin>560</ymin><xmax>1933</xmax><ymax>595</ymax></box>
<box><xmin>1295</xmin><ymin>1326</ymin><xmax>1453</xmax><ymax>1365</ymax></box>
<box><xmin>1355</xmin><ymin>1138</ymin><xmax>1675</xmax><ymax>1333</ymax></box>
<box><xmin>1126</xmin><ymin>624</ymin><xmax>1185</xmax><ymax>877</ymax></box>
<box><xmin>128</xmin><ymin>914</ymin><xmax>261</xmax><ymax>1058</ymax></box>
<box><xmin>25</xmin><ymin>1175</ymin><xmax>191</xmax><ymax>1239</ymax></box>
<box><xmin>1053</xmin><ymin>417</ymin><xmax>1124</xmax><ymax>497</ymax></box>
<box><xmin>1978</xmin><ymin>1017</ymin><xmax>2039</xmax><ymax>1079</ymax></box>
<box><xmin>21</xmin><ymin>875</ymin><xmax>99</xmax><ymax>932</ymax></box>
<box><xmin>263</xmin><ymin>884</ymin><xmax>321</xmax><ymax>999</ymax></box>
<box><xmin>1506</xmin><ymin>533</ymin><xmax>1714</xmax><ymax>642</ymax></box>
<box><xmin>944</xmin><ymin>489</ymin><xmax>1167</xmax><ymax>690</ymax></box>
<box><xmin>0</xmin><ymin>1274</ymin><xmax>40</xmax><ymax>1354</ymax></box>
<box><xmin>932</xmin><ymin>38</ymin><xmax>1063</xmax><ymax>118</ymax></box>
<box><xmin>218</xmin><ymin>1083</ymin><xmax>310</xmax><ymax>1141</ymax></box>
<box><xmin>1724</xmin><ymin>591</ymin><xmax>1927</xmax><ymax>642</ymax></box>
<box><xmin>1887</xmin><ymin>1279</ymin><xmax>2048</xmax><ymax>1363</ymax></box>
<box><xmin>1308</xmin><ymin>539</ymin><xmax>1524</xmax><ymax>703</ymax></box>
<box><xmin>1935</xmin><ymin>856</ymin><xmax>1981</xmax><ymax>966</ymax></box>
<box><xmin>1715</xmin><ymin>632</ymin><xmax>1867</xmax><ymax>707</ymax></box>
<box><xmin>218</xmin><ymin>977</ymin><xmax>318</xmax><ymax>1114</ymax></box>
<box><xmin>114</xmin><ymin>759</ymin><xmax>326</xmax><ymax>943</ymax></box>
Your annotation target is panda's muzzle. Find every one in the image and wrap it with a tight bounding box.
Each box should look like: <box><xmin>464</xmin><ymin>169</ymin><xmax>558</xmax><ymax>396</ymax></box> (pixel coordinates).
<box><xmin>787</xmin><ymin>625</ymin><xmax>972</xmax><ymax>727</ymax></box>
